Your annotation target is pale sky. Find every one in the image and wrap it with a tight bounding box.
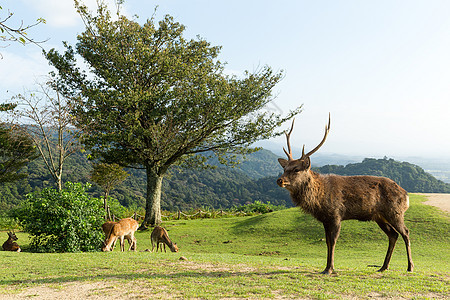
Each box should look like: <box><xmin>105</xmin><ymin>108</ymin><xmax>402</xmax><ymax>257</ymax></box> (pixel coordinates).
<box><xmin>1</xmin><ymin>0</ymin><xmax>450</xmax><ymax>159</ymax></box>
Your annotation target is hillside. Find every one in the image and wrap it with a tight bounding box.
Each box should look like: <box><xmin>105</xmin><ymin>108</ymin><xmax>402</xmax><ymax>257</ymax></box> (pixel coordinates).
<box><xmin>314</xmin><ymin>157</ymin><xmax>450</xmax><ymax>193</ymax></box>
<box><xmin>0</xmin><ymin>150</ymin><xmax>449</xmax><ymax>211</ymax></box>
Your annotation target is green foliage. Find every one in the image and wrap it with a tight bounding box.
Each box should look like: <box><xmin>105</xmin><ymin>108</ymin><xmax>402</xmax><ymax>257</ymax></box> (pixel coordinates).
<box><xmin>14</xmin><ymin>182</ymin><xmax>104</xmax><ymax>252</ymax></box>
<box><xmin>106</xmin><ymin>196</ymin><xmax>136</xmax><ymax>220</ymax></box>
<box><xmin>0</xmin><ymin>214</ymin><xmax>20</xmax><ymax>231</ymax></box>
<box><xmin>232</xmin><ymin>200</ymin><xmax>285</xmax><ymax>214</ymax></box>
<box><xmin>314</xmin><ymin>157</ymin><xmax>450</xmax><ymax>193</ymax></box>
<box><xmin>162</xmin><ymin>167</ymin><xmax>291</xmax><ymax>211</ymax></box>
<box><xmin>0</xmin><ymin>124</ymin><xmax>38</xmax><ymax>183</ymax></box>
<box><xmin>45</xmin><ymin>5</ymin><xmax>297</xmax><ymax>171</ymax></box>
<box><xmin>90</xmin><ymin>163</ymin><xmax>129</xmax><ymax>196</ymax></box>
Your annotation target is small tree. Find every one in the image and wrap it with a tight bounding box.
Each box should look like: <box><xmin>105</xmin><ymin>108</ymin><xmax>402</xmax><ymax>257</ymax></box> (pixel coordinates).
<box><xmin>0</xmin><ymin>105</ymin><xmax>38</xmax><ymax>183</ymax></box>
<box><xmin>46</xmin><ymin>1</ymin><xmax>301</xmax><ymax>226</ymax></box>
<box><xmin>90</xmin><ymin>162</ymin><xmax>129</xmax><ymax>216</ymax></box>
<box><xmin>15</xmin><ymin>182</ymin><xmax>104</xmax><ymax>252</ymax></box>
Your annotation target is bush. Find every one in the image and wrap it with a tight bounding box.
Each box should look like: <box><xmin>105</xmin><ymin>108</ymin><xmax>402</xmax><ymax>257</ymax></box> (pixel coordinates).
<box><xmin>233</xmin><ymin>201</ymin><xmax>286</xmax><ymax>214</ymax></box>
<box><xmin>15</xmin><ymin>182</ymin><xmax>105</xmax><ymax>252</ymax></box>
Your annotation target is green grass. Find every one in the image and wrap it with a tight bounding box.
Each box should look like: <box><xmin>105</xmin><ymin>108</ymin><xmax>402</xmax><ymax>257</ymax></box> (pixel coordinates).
<box><xmin>0</xmin><ymin>194</ymin><xmax>448</xmax><ymax>299</ymax></box>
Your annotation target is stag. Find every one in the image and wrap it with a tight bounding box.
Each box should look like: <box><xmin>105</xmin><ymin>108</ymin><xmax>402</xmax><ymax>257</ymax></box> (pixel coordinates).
<box><xmin>102</xmin><ymin>221</ymin><xmax>134</xmax><ymax>251</ymax></box>
<box><xmin>151</xmin><ymin>226</ymin><xmax>178</xmax><ymax>253</ymax></box>
<box><xmin>2</xmin><ymin>231</ymin><xmax>21</xmax><ymax>252</ymax></box>
<box><xmin>277</xmin><ymin>115</ymin><xmax>413</xmax><ymax>274</ymax></box>
<box><xmin>102</xmin><ymin>218</ymin><xmax>139</xmax><ymax>252</ymax></box>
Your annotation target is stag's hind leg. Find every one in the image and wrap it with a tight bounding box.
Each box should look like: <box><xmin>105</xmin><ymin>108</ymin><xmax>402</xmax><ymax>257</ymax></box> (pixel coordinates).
<box><xmin>376</xmin><ymin>221</ymin><xmax>399</xmax><ymax>272</ymax></box>
<box><xmin>390</xmin><ymin>219</ymin><xmax>414</xmax><ymax>272</ymax></box>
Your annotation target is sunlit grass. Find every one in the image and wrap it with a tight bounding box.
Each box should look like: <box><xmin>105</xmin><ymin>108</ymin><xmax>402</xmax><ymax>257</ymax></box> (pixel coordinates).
<box><xmin>0</xmin><ymin>194</ymin><xmax>448</xmax><ymax>299</ymax></box>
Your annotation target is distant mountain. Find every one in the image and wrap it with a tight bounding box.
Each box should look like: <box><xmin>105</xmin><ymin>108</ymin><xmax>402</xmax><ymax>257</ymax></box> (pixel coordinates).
<box><xmin>314</xmin><ymin>157</ymin><xmax>450</xmax><ymax>193</ymax></box>
<box><xmin>224</xmin><ymin>149</ymin><xmax>283</xmax><ymax>179</ymax></box>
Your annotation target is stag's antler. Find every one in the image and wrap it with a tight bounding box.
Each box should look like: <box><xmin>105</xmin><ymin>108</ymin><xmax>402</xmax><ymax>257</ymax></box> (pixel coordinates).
<box><xmin>283</xmin><ymin>118</ymin><xmax>295</xmax><ymax>161</ymax></box>
<box><xmin>301</xmin><ymin>113</ymin><xmax>331</xmax><ymax>160</ymax></box>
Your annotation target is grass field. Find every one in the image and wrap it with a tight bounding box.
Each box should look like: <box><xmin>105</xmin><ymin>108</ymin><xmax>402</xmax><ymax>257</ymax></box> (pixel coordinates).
<box><xmin>0</xmin><ymin>194</ymin><xmax>449</xmax><ymax>299</ymax></box>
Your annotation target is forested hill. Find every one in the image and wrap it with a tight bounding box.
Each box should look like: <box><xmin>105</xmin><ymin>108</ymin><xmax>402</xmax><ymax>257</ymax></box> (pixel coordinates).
<box><xmin>0</xmin><ymin>150</ymin><xmax>449</xmax><ymax>211</ymax></box>
<box><xmin>314</xmin><ymin>157</ymin><xmax>450</xmax><ymax>193</ymax></box>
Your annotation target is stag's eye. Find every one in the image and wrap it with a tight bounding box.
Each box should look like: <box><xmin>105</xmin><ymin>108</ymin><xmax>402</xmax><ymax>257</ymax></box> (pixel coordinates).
<box><xmin>294</xmin><ymin>167</ymin><xmax>302</xmax><ymax>173</ymax></box>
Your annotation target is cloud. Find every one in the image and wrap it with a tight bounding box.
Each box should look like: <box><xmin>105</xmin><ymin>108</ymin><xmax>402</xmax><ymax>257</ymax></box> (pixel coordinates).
<box><xmin>0</xmin><ymin>49</ymin><xmax>51</xmax><ymax>99</ymax></box>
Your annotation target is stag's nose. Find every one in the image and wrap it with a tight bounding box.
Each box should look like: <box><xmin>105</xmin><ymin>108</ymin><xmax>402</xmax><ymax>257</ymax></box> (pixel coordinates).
<box><xmin>276</xmin><ymin>178</ymin><xmax>284</xmax><ymax>187</ymax></box>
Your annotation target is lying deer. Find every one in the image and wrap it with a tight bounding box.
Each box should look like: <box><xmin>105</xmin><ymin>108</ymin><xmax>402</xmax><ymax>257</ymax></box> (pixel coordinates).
<box><xmin>277</xmin><ymin>115</ymin><xmax>413</xmax><ymax>274</ymax></box>
<box><xmin>102</xmin><ymin>218</ymin><xmax>139</xmax><ymax>252</ymax></box>
<box><xmin>2</xmin><ymin>231</ymin><xmax>21</xmax><ymax>252</ymax></box>
<box><xmin>151</xmin><ymin>226</ymin><xmax>178</xmax><ymax>252</ymax></box>
<box><xmin>101</xmin><ymin>221</ymin><xmax>134</xmax><ymax>251</ymax></box>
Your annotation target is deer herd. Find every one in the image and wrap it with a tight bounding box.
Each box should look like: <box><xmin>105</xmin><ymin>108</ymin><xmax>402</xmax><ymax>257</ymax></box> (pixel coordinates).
<box><xmin>2</xmin><ymin>114</ymin><xmax>415</xmax><ymax>274</ymax></box>
<box><xmin>2</xmin><ymin>219</ymin><xmax>178</xmax><ymax>254</ymax></box>
<box><xmin>101</xmin><ymin>218</ymin><xmax>178</xmax><ymax>253</ymax></box>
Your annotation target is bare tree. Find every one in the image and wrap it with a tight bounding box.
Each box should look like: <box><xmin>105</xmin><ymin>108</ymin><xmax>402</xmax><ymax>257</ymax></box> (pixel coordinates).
<box><xmin>10</xmin><ymin>80</ymin><xmax>82</xmax><ymax>191</ymax></box>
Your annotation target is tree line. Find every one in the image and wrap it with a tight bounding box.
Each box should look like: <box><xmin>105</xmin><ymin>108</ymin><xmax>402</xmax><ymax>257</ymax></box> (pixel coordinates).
<box><xmin>1</xmin><ymin>151</ymin><xmax>449</xmax><ymax>214</ymax></box>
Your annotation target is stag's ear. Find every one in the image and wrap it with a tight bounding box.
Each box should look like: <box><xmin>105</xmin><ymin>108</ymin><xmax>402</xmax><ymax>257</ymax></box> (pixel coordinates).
<box><xmin>278</xmin><ymin>158</ymin><xmax>288</xmax><ymax>168</ymax></box>
<box><xmin>303</xmin><ymin>157</ymin><xmax>311</xmax><ymax>170</ymax></box>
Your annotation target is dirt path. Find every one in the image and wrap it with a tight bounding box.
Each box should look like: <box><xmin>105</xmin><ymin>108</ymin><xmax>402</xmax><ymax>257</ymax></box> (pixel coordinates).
<box><xmin>417</xmin><ymin>193</ymin><xmax>450</xmax><ymax>213</ymax></box>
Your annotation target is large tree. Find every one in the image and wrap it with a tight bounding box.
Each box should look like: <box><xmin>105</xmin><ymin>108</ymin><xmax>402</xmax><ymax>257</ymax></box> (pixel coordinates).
<box><xmin>46</xmin><ymin>1</ymin><xmax>300</xmax><ymax>226</ymax></box>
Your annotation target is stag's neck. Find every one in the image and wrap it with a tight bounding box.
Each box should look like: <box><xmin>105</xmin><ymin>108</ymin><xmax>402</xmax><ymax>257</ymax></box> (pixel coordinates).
<box><xmin>290</xmin><ymin>170</ymin><xmax>325</xmax><ymax>215</ymax></box>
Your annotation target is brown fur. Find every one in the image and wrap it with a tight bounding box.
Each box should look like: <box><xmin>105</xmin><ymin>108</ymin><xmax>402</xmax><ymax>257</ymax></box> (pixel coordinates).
<box><xmin>101</xmin><ymin>221</ymin><xmax>133</xmax><ymax>251</ymax></box>
<box><xmin>151</xmin><ymin>226</ymin><xmax>178</xmax><ymax>253</ymax></box>
<box><xmin>2</xmin><ymin>232</ymin><xmax>21</xmax><ymax>252</ymax></box>
<box><xmin>277</xmin><ymin>118</ymin><xmax>413</xmax><ymax>274</ymax></box>
<box><xmin>102</xmin><ymin>218</ymin><xmax>139</xmax><ymax>252</ymax></box>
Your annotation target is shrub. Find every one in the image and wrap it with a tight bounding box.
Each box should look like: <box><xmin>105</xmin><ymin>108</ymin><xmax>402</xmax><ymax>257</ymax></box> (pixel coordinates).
<box><xmin>233</xmin><ymin>201</ymin><xmax>286</xmax><ymax>214</ymax></box>
<box><xmin>15</xmin><ymin>182</ymin><xmax>105</xmax><ymax>252</ymax></box>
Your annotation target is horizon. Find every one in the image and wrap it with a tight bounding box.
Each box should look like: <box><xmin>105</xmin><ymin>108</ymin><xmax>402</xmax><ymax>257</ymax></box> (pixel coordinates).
<box><xmin>1</xmin><ymin>1</ymin><xmax>449</xmax><ymax>159</ymax></box>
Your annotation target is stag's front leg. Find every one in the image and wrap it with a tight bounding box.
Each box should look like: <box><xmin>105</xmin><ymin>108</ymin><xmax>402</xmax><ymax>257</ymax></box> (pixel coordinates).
<box><xmin>376</xmin><ymin>221</ymin><xmax>399</xmax><ymax>272</ymax></box>
<box><xmin>322</xmin><ymin>221</ymin><xmax>341</xmax><ymax>274</ymax></box>
<box><xmin>119</xmin><ymin>236</ymin><xmax>125</xmax><ymax>252</ymax></box>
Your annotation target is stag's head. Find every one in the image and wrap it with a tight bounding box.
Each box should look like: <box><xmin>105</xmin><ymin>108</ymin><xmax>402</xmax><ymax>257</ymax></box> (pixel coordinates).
<box><xmin>170</xmin><ymin>243</ymin><xmax>179</xmax><ymax>252</ymax></box>
<box><xmin>7</xmin><ymin>231</ymin><xmax>18</xmax><ymax>241</ymax></box>
<box><xmin>277</xmin><ymin>114</ymin><xmax>330</xmax><ymax>191</ymax></box>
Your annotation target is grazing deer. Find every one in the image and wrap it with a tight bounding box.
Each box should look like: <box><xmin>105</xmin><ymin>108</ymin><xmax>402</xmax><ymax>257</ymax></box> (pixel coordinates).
<box><xmin>101</xmin><ymin>221</ymin><xmax>134</xmax><ymax>251</ymax></box>
<box><xmin>102</xmin><ymin>218</ymin><xmax>139</xmax><ymax>252</ymax></box>
<box><xmin>277</xmin><ymin>115</ymin><xmax>413</xmax><ymax>274</ymax></box>
<box><xmin>151</xmin><ymin>226</ymin><xmax>178</xmax><ymax>253</ymax></box>
<box><xmin>2</xmin><ymin>231</ymin><xmax>21</xmax><ymax>252</ymax></box>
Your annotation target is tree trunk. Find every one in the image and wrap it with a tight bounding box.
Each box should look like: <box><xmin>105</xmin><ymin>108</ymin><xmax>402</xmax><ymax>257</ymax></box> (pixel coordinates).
<box><xmin>56</xmin><ymin>173</ymin><xmax>62</xmax><ymax>191</ymax></box>
<box><xmin>104</xmin><ymin>191</ymin><xmax>109</xmax><ymax>220</ymax></box>
<box><xmin>140</xmin><ymin>166</ymin><xmax>163</xmax><ymax>228</ymax></box>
